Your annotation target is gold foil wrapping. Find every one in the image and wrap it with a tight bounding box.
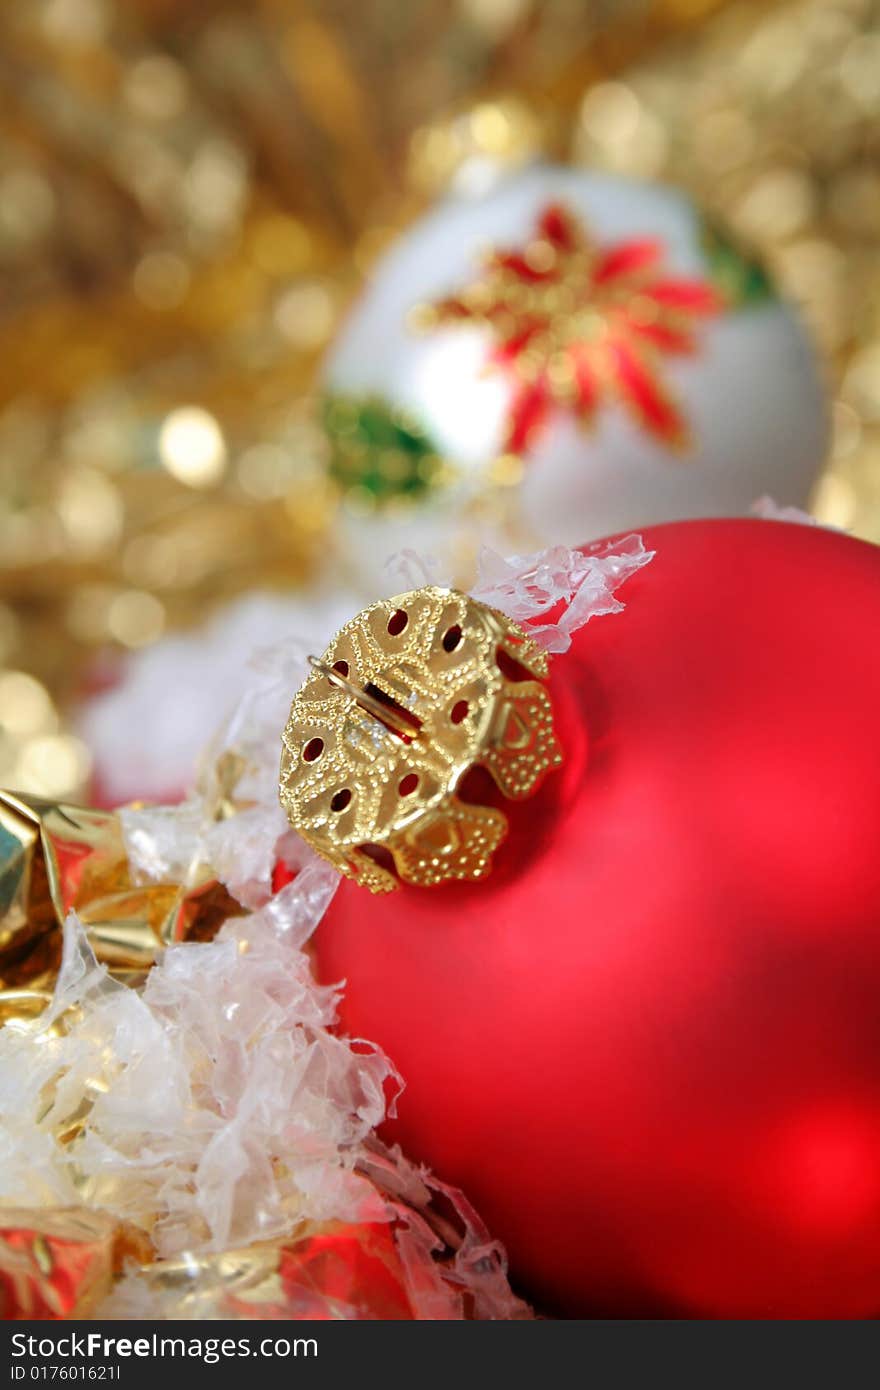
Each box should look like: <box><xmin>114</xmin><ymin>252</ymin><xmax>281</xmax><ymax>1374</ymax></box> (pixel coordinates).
<box><xmin>0</xmin><ymin>789</ymin><xmax>245</xmax><ymax>997</ymax></box>
<box><xmin>0</xmin><ymin>1209</ymin><xmax>151</xmax><ymax>1320</ymax></box>
<box><xmin>128</xmin><ymin>1222</ymin><xmax>417</xmax><ymax>1321</ymax></box>
<box><xmin>0</xmin><ymin>1212</ymin><xmax>414</xmax><ymax>1320</ymax></box>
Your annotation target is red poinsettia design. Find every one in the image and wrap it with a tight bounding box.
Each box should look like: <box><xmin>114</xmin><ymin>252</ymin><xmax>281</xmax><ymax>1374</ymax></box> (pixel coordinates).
<box><xmin>424</xmin><ymin>203</ymin><xmax>724</xmax><ymax>454</ymax></box>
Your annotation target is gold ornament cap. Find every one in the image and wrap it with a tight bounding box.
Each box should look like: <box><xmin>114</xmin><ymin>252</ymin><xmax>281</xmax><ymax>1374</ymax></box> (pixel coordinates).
<box><xmin>279</xmin><ymin>586</ymin><xmax>562</xmax><ymax>893</ymax></box>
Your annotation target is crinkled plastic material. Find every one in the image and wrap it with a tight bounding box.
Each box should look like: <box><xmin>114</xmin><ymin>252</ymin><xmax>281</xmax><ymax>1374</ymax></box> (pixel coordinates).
<box><xmin>470</xmin><ymin>535</ymin><xmax>654</xmax><ymax>653</ymax></box>
<box><xmin>0</xmin><ymin>889</ymin><xmax>529</xmax><ymax>1318</ymax></box>
<box><xmin>750</xmin><ymin>495</ymin><xmax>821</xmax><ymax>526</ymax></box>
<box><xmin>0</xmin><ymin>884</ymin><xmax>384</xmax><ymax>1254</ymax></box>
<box><xmin>119</xmin><ymin>627</ymin><xmax>331</xmax><ymax>909</ymax></box>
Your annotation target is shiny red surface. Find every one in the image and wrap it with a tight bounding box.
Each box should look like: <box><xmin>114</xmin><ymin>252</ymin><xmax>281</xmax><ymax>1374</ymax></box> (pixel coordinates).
<box><xmin>273</xmin><ymin>1223</ymin><xmax>415</xmax><ymax>1320</ymax></box>
<box><xmin>0</xmin><ymin>1229</ymin><xmax>106</xmax><ymax>1319</ymax></box>
<box><xmin>315</xmin><ymin>519</ymin><xmax>880</xmax><ymax>1317</ymax></box>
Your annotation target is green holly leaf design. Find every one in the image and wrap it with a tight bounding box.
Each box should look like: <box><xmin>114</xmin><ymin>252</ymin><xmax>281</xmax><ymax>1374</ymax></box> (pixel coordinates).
<box><xmin>700</xmin><ymin>218</ymin><xmax>776</xmax><ymax>309</ymax></box>
<box><xmin>323</xmin><ymin>395</ymin><xmax>444</xmax><ymax>506</ymax></box>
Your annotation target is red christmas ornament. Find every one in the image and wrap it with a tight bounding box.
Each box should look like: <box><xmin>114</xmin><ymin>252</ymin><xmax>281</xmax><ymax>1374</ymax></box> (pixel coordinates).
<box><xmin>311</xmin><ymin>518</ymin><xmax>880</xmax><ymax>1318</ymax></box>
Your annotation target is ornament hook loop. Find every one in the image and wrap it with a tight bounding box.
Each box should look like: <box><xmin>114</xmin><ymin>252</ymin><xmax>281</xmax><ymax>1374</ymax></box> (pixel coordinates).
<box><xmin>306</xmin><ymin>655</ymin><xmax>417</xmax><ymax>741</ymax></box>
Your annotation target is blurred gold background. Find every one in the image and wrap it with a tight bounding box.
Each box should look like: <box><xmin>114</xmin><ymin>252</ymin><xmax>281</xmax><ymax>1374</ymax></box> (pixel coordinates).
<box><xmin>1</xmin><ymin>0</ymin><xmax>878</xmax><ymax>804</ymax></box>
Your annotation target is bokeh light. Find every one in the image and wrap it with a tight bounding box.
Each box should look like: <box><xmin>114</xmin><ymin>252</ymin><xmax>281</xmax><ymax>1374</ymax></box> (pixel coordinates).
<box><xmin>158</xmin><ymin>408</ymin><xmax>227</xmax><ymax>487</ymax></box>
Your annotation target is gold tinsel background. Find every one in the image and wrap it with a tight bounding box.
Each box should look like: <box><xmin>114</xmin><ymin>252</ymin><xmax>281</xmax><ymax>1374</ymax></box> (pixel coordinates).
<box><xmin>1</xmin><ymin>0</ymin><xmax>879</xmax><ymax>805</ymax></box>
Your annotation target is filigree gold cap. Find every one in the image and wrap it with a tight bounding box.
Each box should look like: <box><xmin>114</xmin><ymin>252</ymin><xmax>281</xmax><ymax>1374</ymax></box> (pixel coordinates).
<box><xmin>279</xmin><ymin>586</ymin><xmax>562</xmax><ymax>893</ymax></box>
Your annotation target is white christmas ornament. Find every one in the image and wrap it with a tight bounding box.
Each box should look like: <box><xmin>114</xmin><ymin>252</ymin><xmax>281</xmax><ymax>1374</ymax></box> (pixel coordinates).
<box><xmin>322</xmin><ymin>163</ymin><xmax>828</xmax><ymax>586</ymax></box>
